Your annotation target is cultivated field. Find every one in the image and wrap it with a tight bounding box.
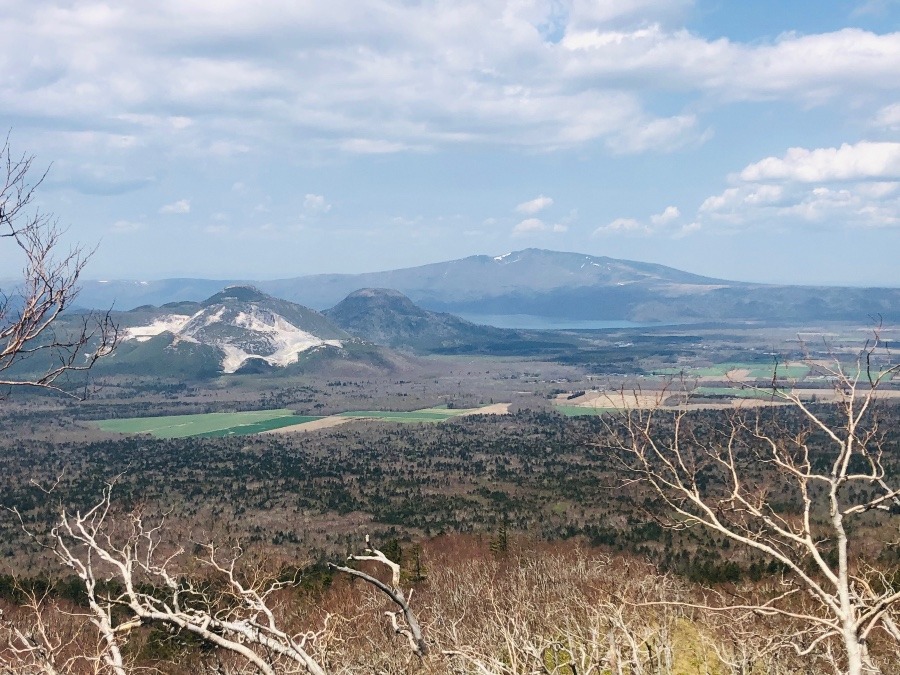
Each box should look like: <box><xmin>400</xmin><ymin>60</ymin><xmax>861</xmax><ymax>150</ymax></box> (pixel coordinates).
<box><xmin>93</xmin><ymin>404</ymin><xmax>510</xmax><ymax>438</ymax></box>
<box><xmin>554</xmin><ymin>383</ymin><xmax>900</xmax><ymax>416</ymax></box>
<box><xmin>653</xmin><ymin>361</ymin><xmax>811</xmax><ymax>380</ymax></box>
<box><xmin>94</xmin><ymin>409</ymin><xmax>322</xmax><ymax>438</ymax></box>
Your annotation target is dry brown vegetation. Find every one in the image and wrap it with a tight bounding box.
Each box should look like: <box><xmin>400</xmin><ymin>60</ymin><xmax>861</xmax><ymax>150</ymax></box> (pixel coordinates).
<box><xmin>7</xmin><ymin>529</ymin><xmax>890</xmax><ymax>675</ymax></box>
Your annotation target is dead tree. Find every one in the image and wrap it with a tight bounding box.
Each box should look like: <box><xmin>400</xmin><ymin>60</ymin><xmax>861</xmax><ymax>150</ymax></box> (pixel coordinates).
<box><xmin>4</xmin><ymin>487</ymin><xmax>432</xmax><ymax>674</ymax></box>
<box><xmin>329</xmin><ymin>535</ymin><xmax>429</xmax><ymax>658</ymax></box>
<box><xmin>608</xmin><ymin>336</ymin><xmax>900</xmax><ymax>674</ymax></box>
<box><xmin>0</xmin><ymin>138</ymin><xmax>116</xmax><ymax>396</ymax></box>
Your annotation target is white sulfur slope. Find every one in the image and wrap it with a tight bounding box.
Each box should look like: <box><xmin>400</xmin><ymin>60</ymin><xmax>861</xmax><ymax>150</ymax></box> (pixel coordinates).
<box><xmin>122</xmin><ymin>306</ymin><xmax>342</xmax><ymax>372</ymax></box>
<box><xmin>123</xmin><ymin>314</ymin><xmax>194</xmax><ymax>341</ymax></box>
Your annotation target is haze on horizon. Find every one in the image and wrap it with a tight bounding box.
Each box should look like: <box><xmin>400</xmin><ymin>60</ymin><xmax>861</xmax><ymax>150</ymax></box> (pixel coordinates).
<box><xmin>2</xmin><ymin>0</ymin><xmax>900</xmax><ymax>287</ymax></box>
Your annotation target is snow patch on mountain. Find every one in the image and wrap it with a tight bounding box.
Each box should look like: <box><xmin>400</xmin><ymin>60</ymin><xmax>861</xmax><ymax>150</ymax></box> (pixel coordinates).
<box><xmin>220</xmin><ymin>344</ymin><xmax>254</xmax><ymax>374</ymax></box>
<box><xmin>215</xmin><ymin>308</ymin><xmax>343</xmax><ymax>372</ymax></box>
<box><xmin>124</xmin><ymin>314</ymin><xmax>194</xmax><ymax>342</ymax></box>
<box><xmin>199</xmin><ymin>306</ymin><xmax>343</xmax><ymax>372</ymax></box>
<box><xmin>202</xmin><ymin>307</ymin><xmax>226</xmax><ymax>327</ymax></box>
<box><xmin>122</xmin><ymin>304</ymin><xmax>343</xmax><ymax>373</ymax></box>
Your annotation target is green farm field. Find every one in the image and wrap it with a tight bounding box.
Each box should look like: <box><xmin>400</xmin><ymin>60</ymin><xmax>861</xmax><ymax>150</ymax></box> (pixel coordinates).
<box><xmin>195</xmin><ymin>416</ymin><xmax>323</xmax><ymax>437</ymax></box>
<box><xmin>93</xmin><ymin>405</ymin><xmax>489</xmax><ymax>438</ymax></box>
<box><xmin>95</xmin><ymin>409</ymin><xmax>320</xmax><ymax>439</ymax></box>
<box><xmin>654</xmin><ymin>362</ymin><xmax>810</xmax><ymax>379</ymax></box>
<box><xmin>337</xmin><ymin>407</ymin><xmax>475</xmax><ymax>423</ymax></box>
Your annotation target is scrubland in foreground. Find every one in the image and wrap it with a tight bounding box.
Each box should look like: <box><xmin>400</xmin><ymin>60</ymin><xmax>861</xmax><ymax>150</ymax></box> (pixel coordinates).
<box><xmin>6</xmin><ymin>534</ymin><xmax>897</xmax><ymax>674</ymax></box>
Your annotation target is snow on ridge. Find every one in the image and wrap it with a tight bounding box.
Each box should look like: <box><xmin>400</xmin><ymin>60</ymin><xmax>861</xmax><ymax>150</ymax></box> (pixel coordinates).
<box><xmin>218</xmin><ymin>307</ymin><xmax>342</xmax><ymax>372</ymax></box>
<box><xmin>204</xmin><ymin>307</ymin><xmax>226</xmax><ymax>327</ymax></box>
<box><xmin>168</xmin><ymin>309</ymin><xmax>208</xmax><ymax>338</ymax></box>
<box><xmin>123</xmin><ymin>315</ymin><xmax>193</xmax><ymax>342</ymax></box>
<box><xmin>220</xmin><ymin>344</ymin><xmax>253</xmax><ymax>373</ymax></box>
<box><xmin>123</xmin><ymin>304</ymin><xmax>343</xmax><ymax>372</ymax></box>
<box><xmin>493</xmin><ymin>252</ymin><xmax>512</xmax><ymax>261</ymax></box>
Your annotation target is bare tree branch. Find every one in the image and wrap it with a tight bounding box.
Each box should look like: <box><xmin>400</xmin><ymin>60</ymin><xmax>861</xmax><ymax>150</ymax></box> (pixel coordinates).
<box><xmin>608</xmin><ymin>333</ymin><xmax>900</xmax><ymax>675</ymax></box>
<box><xmin>0</xmin><ymin>136</ymin><xmax>117</xmax><ymax>397</ymax></box>
<box><xmin>329</xmin><ymin>534</ymin><xmax>429</xmax><ymax>658</ymax></box>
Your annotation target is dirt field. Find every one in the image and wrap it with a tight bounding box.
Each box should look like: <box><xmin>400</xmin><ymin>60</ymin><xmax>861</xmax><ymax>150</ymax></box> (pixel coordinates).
<box><xmin>559</xmin><ymin>391</ymin><xmax>671</xmax><ymax>409</ymax></box>
<box><xmin>262</xmin><ymin>416</ymin><xmax>355</xmax><ymax>434</ymax></box>
<box><xmin>456</xmin><ymin>402</ymin><xmax>511</xmax><ymax>416</ymax></box>
<box><xmin>556</xmin><ymin>384</ymin><xmax>900</xmax><ymax>413</ymax></box>
<box><xmin>265</xmin><ymin>402</ymin><xmax>511</xmax><ymax>434</ymax></box>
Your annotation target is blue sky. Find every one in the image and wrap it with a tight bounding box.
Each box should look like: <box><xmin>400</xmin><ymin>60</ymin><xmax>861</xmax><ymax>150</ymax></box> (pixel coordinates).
<box><xmin>2</xmin><ymin>0</ymin><xmax>900</xmax><ymax>285</ymax></box>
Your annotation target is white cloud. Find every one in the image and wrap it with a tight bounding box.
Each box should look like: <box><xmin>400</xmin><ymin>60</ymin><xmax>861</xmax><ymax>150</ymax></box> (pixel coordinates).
<box><xmin>516</xmin><ymin>195</ymin><xmax>554</xmax><ymax>214</ymax></box>
<box><xmin>698</xmin><ymin>142</ymin><xmax>900</xmax><ymax>230</ymax></box>
<box><xmin>511</xmin><ymin>217</ymin><xmax>568</xmax><ymax>235</ymax></box>
<box><xmin>339</xmin><ymin>139</ymin><xmax>424</xmax><ymax>154</ymax></box>
<box><xmin>874</xmin><ymin>102</ymin><xmax>900</xmax><ymax>129</ymax></box>
<box><xmin>594</xmin><ymin>206</ymin><xmax>688</xmax><ymax>236</ymax></box>
<box><xmin>16</xmin><ymin>1</ymin><xmax>898</xmax><ymax>159</ymax></box>
<box><xmin>857</xmin><ymin>181</ymin><xmax>900</xmax><ymax>198</ymax></box>
<box><xmin>607</xmin><ymin>115</ymin><xmax>701</xmax><ymax>154</ymax></box>
<box><xmin>650</xmin><ymin>205</ymin><xmax>680</xmax><ymax>225</ymax></box>
<box><xmin>513</xmin><ymin>218</ymin><xmax>548</xmax><ymax>234</ymax></box>
<box><xmin>699</xmin><ymin>185</ymin><xmax>786</xmax><ymax>214</ymax></box>
<box><xmin>159</xmin><ymin>199</ymin><xmax>191</xmax><ymax>214</ymax></box>
<box><xmin>594</xmin><ymin>217</ymin><xmax>644</xmax><ymax>235</ymax></box>
<box><xmin>303</xmin><ymin>194</ymin><xmax>332</xmax><ymax>213</ymax></box>
<box><xmin>738</xmin><ymin>142</ymin><xmax>900</xmax><ymax>183</ymax></box>
<box><xmin>562</xmin><ymin>25</ymin><xmax>900</xmax><ymax>105</ymax></box>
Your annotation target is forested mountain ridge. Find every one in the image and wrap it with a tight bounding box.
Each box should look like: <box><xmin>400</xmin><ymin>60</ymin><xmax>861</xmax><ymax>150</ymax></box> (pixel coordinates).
<box><xmin>324</xmin><ymin>287</ymin><xmax>518</xmax><ymax>352</ymax></box>
<box><xmin>69</xmin><ymin>249</ymin><xmax>900</xmax><ymax>323</ymax></box>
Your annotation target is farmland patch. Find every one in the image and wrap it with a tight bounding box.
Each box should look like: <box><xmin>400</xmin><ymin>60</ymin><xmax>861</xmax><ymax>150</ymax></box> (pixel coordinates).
<box><xmin>93</xmin><ymin>404</ymin><xmax>509</xmax><ymax>438</ymax></box>
<box><xmin>94</xmin><ymin>409</ymin><xmax>306</xmax><ymax>439</ymax></box>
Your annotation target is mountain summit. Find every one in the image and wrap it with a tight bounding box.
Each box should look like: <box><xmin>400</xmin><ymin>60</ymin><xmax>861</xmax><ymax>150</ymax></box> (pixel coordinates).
<box><xmin>264</xmin><ymin>248</ymin><xmax>727</xmax><ymax>311</ymax></box>
<box><xmin>117</xmin><ymin>286</ymin><xmax>349</xmax><ymax>373</ymax></box>
<box><xmin>325</xmin><ymin>288</ymin><xmax>509</xmax><ymax>352</ymax></box>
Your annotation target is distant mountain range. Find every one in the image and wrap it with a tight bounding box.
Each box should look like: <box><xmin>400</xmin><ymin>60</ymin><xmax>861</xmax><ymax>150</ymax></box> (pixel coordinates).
<box><xmin>73</xmin><ymin>249</ymin><xmax>900</xmax><ymax>324</ymax></box>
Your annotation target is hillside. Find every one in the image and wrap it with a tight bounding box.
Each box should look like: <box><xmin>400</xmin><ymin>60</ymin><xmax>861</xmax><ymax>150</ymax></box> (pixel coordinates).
<box><xmin>103</xmin><ymin>286</ymin><xmax>353</xmax><ymax>375</ymax></box>
<box><xmin>324</xmin><ymin>288</ymin><xmax>514</xmax><ymax>352</ymax></box>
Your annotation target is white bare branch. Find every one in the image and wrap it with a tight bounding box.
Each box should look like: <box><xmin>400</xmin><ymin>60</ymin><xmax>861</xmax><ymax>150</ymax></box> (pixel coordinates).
<box><xmin>608</xmin><ymin>333</ymin><xmax>900</xmax><ymax>675</ymax></box>
<box><xmin>0</xmin><ymin>137</ymin><xmax>117</xmax><ymax>397</ymax></box>
<box><xmin>329</xmin><ymin>534</ymin><xmax>429</xmax><ymax>658</ymax></box>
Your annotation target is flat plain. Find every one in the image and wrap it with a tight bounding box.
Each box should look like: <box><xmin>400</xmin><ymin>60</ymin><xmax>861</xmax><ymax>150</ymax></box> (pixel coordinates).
<box><xmin>93</xmin><ymin>404</ymin><xmax>508</xmax><ymax>438</ymax></box>
<box><xmin>94</xmin><ymin>409</ymin><xmax>317</xmax><ymax>438</ymax></box>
